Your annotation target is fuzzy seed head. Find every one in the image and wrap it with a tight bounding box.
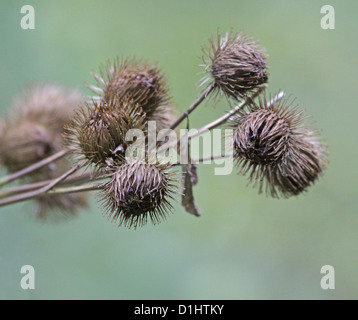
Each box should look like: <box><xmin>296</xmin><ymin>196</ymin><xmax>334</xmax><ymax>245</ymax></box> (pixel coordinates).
<box><xmin>13</xmin><ymin>83</ymin><xmax>84</xmax><ymax>133</ymax></box>
<box><xmin>232</xmin><ymin>94</ymin><xmax>327</xmax><ymax>198</ymax></box>
<box><xmin>36</xmin><ymin>193</ymin><xmax>87</xmax><ymax>221</ymax></box>
<box><xmin>0</xmin><ymin>120</ymin><xmax>59</xmax><ymax>174</ymax></box>
<box><xmin>33</xmin><ymin>156</ymin><xmax>88</xmax><ymax>220</ymax></box>
<box><xmin>0</xmin><ymin>84</ymin><xmax>84</xmax><ymax>175</ymax></box>
<box><xmin>202</xmin><ymin>31</ymin><xmax>268</xmax><ymax>100</ymax></box>
<box><xmin>0</xmin><ymin>84</ymin><xmax>88</xmax><ymax>218</ymax></box>
<box><xmin>101</xmin><ymin>160</ymin><xmax>176</xmax><ymax>229</ymax></box>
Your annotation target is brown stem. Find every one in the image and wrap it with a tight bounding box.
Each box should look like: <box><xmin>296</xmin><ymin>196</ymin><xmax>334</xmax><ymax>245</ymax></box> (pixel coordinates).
<box><xmin>0</xmin><ymin>172</ymin><xmax>96</xmax><ymax>198</ymax></box>
<box><xmin>48</xmin><ymin>183</ymin><xmax>103</xmax><ymax>195</ymax></box>
<box><xmin>169</xmin><ymin>83</ymin><xmax>215</xmax><ymax>130</ymax></box>
<box><xmin>171</xmin><ymin>154</ymin><xmax>230</xmax><ymax>166</ymax></box>
<box><xmin>158</xmin><ymin>86</ymin><xmax>273</xmax><ymax>155</ymax></box>
<box><xmin>192</xmin><ymin>154</ymin><xmax>230</xmax><ymax>163</ymax></box>
<box><xmin>188</xmin><ymin>86</ymin><xmax>272</xmax><ymax>140</ymax></box>
<box><xmin>0</xmin><ymin>163</ymin><xmax>81</xmax><ymax>207</ymax></box>
<box><xmin>0</xmin><ymin>149</ymin><xmax>69</xmax><ymax>188</ymax></box>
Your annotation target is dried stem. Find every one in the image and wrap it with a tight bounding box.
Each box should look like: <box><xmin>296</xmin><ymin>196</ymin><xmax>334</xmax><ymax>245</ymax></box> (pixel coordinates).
<box><xmin>172</xmin><ymin>154</ymin><xmax>230</xmax><ymax>166</ymax></box>
<box><xmin>187</xmin><ymin>86</ymin><xmax>274</xmax><ymax>140</ymax></box>
<box><xmin>169</xmin><ymin>82</ymin><xmax>215</xmax><ymax>130</ymax></box>
<box><xmin>0</xmin><ymin>172</ymin><xmax>99</xmax><ymax>198</ymax></box>
<box><xmin>0</xmin><ymin>149</ymin><xmax>69</xmax><ymax>188</ymax></box>
<box><xmin>48</xmin><ymin>183</ymin><xmax>103</xmax><ymax>195</ymax></box>
<box><xmin>192</xmin><ymin>154</ymin><xmax>230</xmax><ymax>163</ymax></box>
<box><xmin>0</xmin><ymin>163</ymin><xmax>81</xmax><ymax>207</ymax></box>
<box><xmin>158</xmin><ymin>86</ymin><xmax>274</xmax><ymax>154</ymax></box>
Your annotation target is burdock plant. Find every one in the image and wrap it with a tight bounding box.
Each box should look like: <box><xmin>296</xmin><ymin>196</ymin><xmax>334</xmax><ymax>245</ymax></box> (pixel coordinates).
<box><xmin>0</xmin><ymin>29</ymin><xmax>327</xmax><ymax>228</ymax></box>
<box><xmin>232</xmin><ymin>95</ymin><xmax>327</xmax><ymax>197</ymax></box>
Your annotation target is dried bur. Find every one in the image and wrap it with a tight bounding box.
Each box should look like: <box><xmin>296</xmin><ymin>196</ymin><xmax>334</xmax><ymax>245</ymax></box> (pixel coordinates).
<box><xmin>201</xmin><ymin>30</ymin><xmax>269</xmax><ymax>101</ymax></box>
<box><xmin>0</xmin><ymin>84</ymin><xmax>88</xmax><ymax>220</ymax></box>
<box><xmin>101</xmin><ymin>160</ymin><xmax>177</xmax><ymax>229</ymax></box>
<box><xmin>89</xmin><ymin>57</ymin><xmax>176</xmax><ymax>134</ymax></box>
<box><xmin>65</xmin><ymin>98</ymin><xmax>147</xmax><ymax>169</ymax></box>
<box><xmin>232</xmin><ymin>94</ymin><xmax>327</xmax><ymax>197</ymax></box>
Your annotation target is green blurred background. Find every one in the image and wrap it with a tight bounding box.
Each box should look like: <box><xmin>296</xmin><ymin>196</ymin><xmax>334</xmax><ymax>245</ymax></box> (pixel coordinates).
<box><xmin>0</xmin><ymin>0</ymin><xmax>357</xmax><ymax>299</ymax></box>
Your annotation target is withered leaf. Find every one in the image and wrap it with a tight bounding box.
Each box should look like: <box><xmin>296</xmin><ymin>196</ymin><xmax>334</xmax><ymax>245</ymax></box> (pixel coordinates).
<box><xmin>180</xmin><ymin>124</ymin><xmax>200</xmax><ymax>217</ymax></box>
<box><xmin>181</xmin><ymin>163</ymin><xmax>201</xmax><ymax>217</ymax></box>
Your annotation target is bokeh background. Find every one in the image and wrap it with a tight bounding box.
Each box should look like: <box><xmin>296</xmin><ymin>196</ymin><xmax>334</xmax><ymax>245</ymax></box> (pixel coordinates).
<box><xmin>0</xmin><ymin>0</ymin><xmax>357</xmax><ymax>299</ymax></box>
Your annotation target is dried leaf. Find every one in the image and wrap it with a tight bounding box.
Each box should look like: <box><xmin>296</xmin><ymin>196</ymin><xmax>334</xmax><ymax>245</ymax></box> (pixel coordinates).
<box><xmin>180</xmin><ymin>121</ymin><xmax>201</xmax><ymax>216</ymax></box>
<box><xmin>189</xmin><ymin>163</ymin><xmax>198</xmax><ymax>186</ymax></box>
<box><xmin>181</xmin><ymin>163</ymin><xmax>201</xmax><ymax>217</ymax></box>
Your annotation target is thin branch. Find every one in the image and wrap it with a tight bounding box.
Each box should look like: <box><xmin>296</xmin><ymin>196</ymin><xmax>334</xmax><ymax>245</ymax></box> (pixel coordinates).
<box><xmin>0</xmin><ymin>163</ymin><xmax>81</xmax><ymax>207</ymax></box>
<box><xmin>192</xmin><ymin>154</ymin><xmax>231</xmax><ymax>163</ymax></box>
<box><xmin>157</xmin><ymin>86</ymin><xmax>271</xmax><ymax>155</ymax></box>
<box><xmin>0</xmin><ymin>172</ymin><xmax>98</xmax><ymax>199</ymax></box>
<box><xmin>48</xmin><ymin>183</ymin><xmax>103</xmax><ymax>195</ymax></box>
<box><xmin>187</xmin><ymin>86</ymin><xmax>275</xmax><ymax>140</ymax></box>
<box><xmin>0</xmin><ymin>149</ymin><xmax>69</xmax><ymax>188</ymax></box>
<box><xmin>169</xmin><ymin>82</ymin><xmax>215</xmax><ymax>130</ymax></box>
<box><xmin>172</xmin><ymin>154</ymin><xmax>230</xmax><ymax>166</ymax></box>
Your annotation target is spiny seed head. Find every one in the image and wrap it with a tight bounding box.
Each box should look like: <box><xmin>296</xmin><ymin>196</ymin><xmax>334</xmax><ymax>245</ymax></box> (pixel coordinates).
<box><xmin>0</xmin><ymin>85</ymin><xmax>88</xmax><ymax>218</ymax></box>
<box><xmin>272</xmin><ymin>131</ymin><xmax>327</xmax><ymax>197</ymax></box>
<box><xmin>202</xmin><ymin>30</ymin><xmax>268</xmax><ymax>100</ymax></box>
<box><xmin>233</xmin><ymin>108</ymin><xmax>290</xmax><ymax>165</ymax></box>
<box><xmin>0</xmin><ymin>120</ymin><xmax>60</xmax><ymax>175</ymax></box>
<box><xmin>36</xmin><ymin>193</ymin><xmax>88</xmax><ymax>221</ymax></box>
<box><xmin>232</xmin><ymin>94</ymin><xmax>327</xmax><ymax>198</ymax></box>
<box><xmin>34</xmin><ymin>158</ymin><xmax>87</xmax><ymax>220</ymax></box>
<box><xmin>90</xmin><ymin>57</ymin><xmax>170</xmax><ymax>113</ymax></box>
<box><xmin>65</xmin><ymin>98</ymin><xmax>146</xmax><ymax>169</ymax></box>
<box><xmin>89</xmin><ymin>57</ymin><xmax>175</xmax><ymax>132</ymax></box>
<box><xmin>101</xmin><ymin>160</ymin><xmax>177</xmax><ymax>229</ymax></box>
<box><xmin>34</xmin><ymin>158</ymin><xmax>88</xmax><ymax>220</ymax></box>
<box><xmin>12</xmin><ymin>83</ymin><xmax>84</xmax><ymax>133</ymax></box>
<box><xmin>0</xmin><ymin>84</ymin><xmax>83</xmax><ymax>175</ymax></box>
